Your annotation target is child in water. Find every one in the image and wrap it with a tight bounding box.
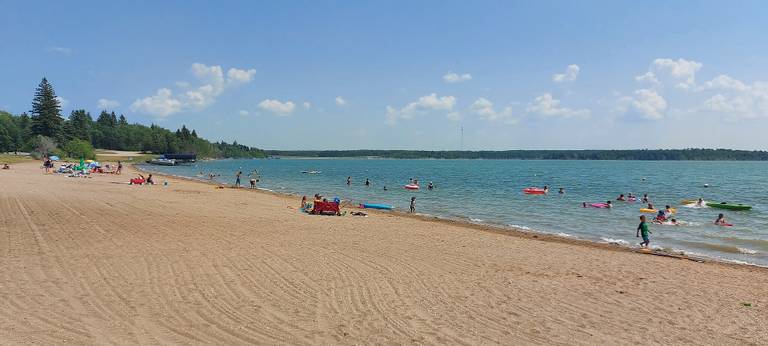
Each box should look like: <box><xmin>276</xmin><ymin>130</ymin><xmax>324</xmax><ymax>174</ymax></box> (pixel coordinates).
<box><xmin>714</xmin><ymin>213</ymin><xmax>728</xmax><ymax>226</ymax></box>
<box><xmin>637</xmin><ymin>215</ymin><xmax>652</xmax><ymax>248</ymax></box>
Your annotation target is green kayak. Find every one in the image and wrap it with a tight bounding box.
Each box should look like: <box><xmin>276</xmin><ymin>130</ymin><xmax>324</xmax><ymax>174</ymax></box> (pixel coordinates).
<box><xmin>708</xmin><ymin>202</ymin><xmax>752</xmax><ymax>211</ymax></box>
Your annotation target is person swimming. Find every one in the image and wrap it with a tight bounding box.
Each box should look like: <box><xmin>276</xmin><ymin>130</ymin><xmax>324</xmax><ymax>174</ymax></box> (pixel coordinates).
<box><xmin>428</xmin><ymin>182</ymin><xmax>434</xmax><ymax>190</ymax></box>
<box><xmin>714</xmin><ymin>213</ymin><xmax>727</xmax><ymax>226</ymax></box>
<box><xmin>582</xmin><ymin>202</ymin><xmax>588</xmax><ymax>208</ymax></box>
<box><xmin>606</xmin><ymin>201</ymin><xmax>613</xmax><ymax>208</ymax></box>
<box><xmin>642</xmin><ymin>193</ymin><xmax>649</xmax><ymax>203</ymax></box>
<box><xmin>664</xmin><ymin>205</ymin><xmax>673</xmax><ymax>218</ymax></box>
<box><xmin>617</xmin><ymin>194</ymin><xmax>626</xmax><ymax>201</ymax></box>
<box><xmin>543</xmin><ymin>185</ymin><xmax>549</xmax><ymax>193</ymax></box>
<box><xmin>696</xmin><ymin>198</ymin><xmax>704</xmax><ymax>206</ymax></box>
<box><xmin>558</xmin><ymin>187</ymin><xmax>565</xmax><ymax>194</ymax></box>
<box><xmin>655</xmin><ymin>209</ymin><xmax>666</xmax><ymax>222</ymax></box>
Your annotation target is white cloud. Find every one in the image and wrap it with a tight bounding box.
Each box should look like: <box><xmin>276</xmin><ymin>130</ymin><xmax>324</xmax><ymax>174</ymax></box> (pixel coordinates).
<box><xmin>303</xmin><ymin>102</ymin><xmax>311</xmax><ymax>109</ymax></box>
<box><xmin>385</xmin><ymin>93</ymin><xmax>456</xmax><ymax>124</ymax></box>
<box><xmin>238</xmin><ymin>110</ymin><xmax>250</xmax><ymax>116</ymax></box>
<box><xmin>635</xmin><ymin>71</ymin><xmax>660</xmax><ymax>85</ymax></box>
<box><xmin>131</xmin><ymin>63</ymin><xmax>256</xmax><ymax>117</ymax></box>
<box><xmin>443</xmin><ymin>71</ymin><xmax>473</xmax><ymax>83</ymax></box>
<box><xmin>470</xmin><ymin>97</ymin><xmax>516</xmax><ymax>123</ymax></box>
<box><xmin>130</xmin><ymin>88</ymin><xmax>183</xmax><ymax>118</ymax></box>
<box><xmin>647</xmin><ymin>58</ymin><xmax>703</xmax><ymax>89</ymax></box>
<box><xmin>226</xmin><ymin>67</ymin><xmax>257</xmax><ymax>85</ymax></box>
<box><xmin>698</xmin><ymin>74</ymin><xmax>749</xmax><ymax>91</ymax></box>
<box><xmin>258</xmin><ymin>99</ymin><xmax>295</xmax><ymax>116</ymax></box>
<box><xmin>55</xmin><ymin>96</ymin><xmax>68</xmax><ymax>108</ymax></box>
<box><xmin>47</xmin><ymin>46</ymin><xmax>72</xmax><ymax>55</ymax></box>
<box><xmin>97</xmin><ymin>98</ymin><xmax>120</xmax><ymax>109</ymax></box>
<box><xmin>631</xmin><ymin>89</ymin><xmax>667</xmax><ymax>119</ymax></box>
<box><xmin>616</xmin><ymin>89</ymin><xmax>667</xmax><ymax>120</ymax></box>
<box><xmin>526</xmin><ymin>93</ymin><xmax>589</xmax><ymax>118</ymax></box>
<box><xmin>335</xmin><ymin>96</ymin><xmax>347</xmax><ymax>106</ymax></box>
<box><xmin>552</xmin><ymin>64</ymin><xmax>580</xmax><ymax>83</ymax></box>
<box><xmin>699</xmin><ymin>82</ymin><xmax>768</xmax><ymax>119</ymax></box>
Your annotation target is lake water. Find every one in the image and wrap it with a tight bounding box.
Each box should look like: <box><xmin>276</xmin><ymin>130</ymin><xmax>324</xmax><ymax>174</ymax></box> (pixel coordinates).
<box><xmin>139</xmin><ymin>159</ymin><xmax>768</xmax><ymax>266</ymax></box>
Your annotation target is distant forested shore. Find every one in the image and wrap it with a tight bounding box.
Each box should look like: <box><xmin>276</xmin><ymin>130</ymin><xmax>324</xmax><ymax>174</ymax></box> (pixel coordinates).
<box><xmin>267</xmin><ymin>149</ymin><xmax>768</xmax><ymax>161</ymax></box>
<box><xmin>0</xmin><ymin>78</ymin><xmax>266</xmax><ymax>159</ymax></box>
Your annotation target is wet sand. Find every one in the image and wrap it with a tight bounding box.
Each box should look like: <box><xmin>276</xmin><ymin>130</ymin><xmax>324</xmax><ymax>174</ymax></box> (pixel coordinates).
<box><xmin>1</xmin><ymin>161</ymin><xmax>766</xmax><ymax>344</ymax></box>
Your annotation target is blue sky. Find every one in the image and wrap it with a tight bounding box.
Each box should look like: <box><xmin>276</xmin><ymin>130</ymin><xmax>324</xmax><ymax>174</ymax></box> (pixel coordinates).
<box><xmin>2</xmin><ymin>1</ymin><xmax>768</xmax><ymax>150</ymax></box>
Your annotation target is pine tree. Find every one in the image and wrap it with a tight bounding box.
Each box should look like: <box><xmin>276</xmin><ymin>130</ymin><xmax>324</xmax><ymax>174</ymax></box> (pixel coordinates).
<box><xmin>30</xmin><ymin>77</ymin><xmax>63</xmax><ymax>140</ymax></box>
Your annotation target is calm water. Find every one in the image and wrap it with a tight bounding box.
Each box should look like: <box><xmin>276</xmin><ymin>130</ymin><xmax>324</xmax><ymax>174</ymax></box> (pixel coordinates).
<box><xmin>139</xmin><ymin>159</ymin><xmax>768</xmax><ymax>266</ymax></box>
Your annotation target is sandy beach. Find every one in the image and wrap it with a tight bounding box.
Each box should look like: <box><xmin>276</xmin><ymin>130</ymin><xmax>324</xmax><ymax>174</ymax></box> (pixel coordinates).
<box><xmin>1</xmin><ymin>161</ymin><xmax>766</xmax><ymax>344</ymax></box>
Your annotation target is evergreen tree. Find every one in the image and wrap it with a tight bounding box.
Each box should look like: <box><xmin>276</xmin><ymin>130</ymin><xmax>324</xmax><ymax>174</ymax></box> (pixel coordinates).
<box><xmin>118</xmin><ymin>114</ymin><xmax>127</xmax><ymax>126</ymax></box>
<box><xmin>30</xmin><ymin>78</ymin><xmax>63</xmax><ymax>140</ymax></box>
<box><xmin>68</xmin><ymin>109</ymin><xmax>92</xmax><ymax>140</ymax></box>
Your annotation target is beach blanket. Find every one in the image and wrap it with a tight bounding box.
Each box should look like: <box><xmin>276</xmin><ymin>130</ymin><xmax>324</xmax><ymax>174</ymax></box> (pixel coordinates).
<box><xmin>311</xmin><ymin>201</ymin><xmax>340</xmax><ymax>215</ymax></box>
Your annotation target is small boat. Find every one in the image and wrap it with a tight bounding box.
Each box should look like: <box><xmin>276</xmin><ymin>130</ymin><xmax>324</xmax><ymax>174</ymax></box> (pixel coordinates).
<box><xmin>404</xmin><ymin>184</ymin><xmax>420</xmax><ymax>190</ymax></box>
<box><xmin>149</xmin><ymin>158</ymin><xmax>176</xmax><ymax>166</ymax></box>
<box><xmin>523</xmin><ymin>187</ymin><xmax>546</xmax><ymax>195</ymax></box>
<box><xmin>708</xmin><ymin>202</ymin><xmax>751</xmax><ymax>211</ymax></box>
<box><xmin>360</xmin><ymin>203</ymin><xmax>394</xmax><ymax>210</ymax></box>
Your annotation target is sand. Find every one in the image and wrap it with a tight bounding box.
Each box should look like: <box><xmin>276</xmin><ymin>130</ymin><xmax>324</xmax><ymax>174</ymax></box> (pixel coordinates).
<box><xmin>1</xmin><ymin>161</ymin><xmax>766</xmax><ymax>344</ymax></box>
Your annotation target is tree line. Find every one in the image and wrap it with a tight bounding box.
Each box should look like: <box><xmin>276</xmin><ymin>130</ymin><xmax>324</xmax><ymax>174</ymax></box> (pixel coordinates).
<box><xmin>268</xmin><ymin>149</ymin><xmax>768</xmax><ymax>161</ymax></box>
<box><xmin>0</xmin><ymin>78</ymin><xmax>266</xmax><ymax>159</ymax></box>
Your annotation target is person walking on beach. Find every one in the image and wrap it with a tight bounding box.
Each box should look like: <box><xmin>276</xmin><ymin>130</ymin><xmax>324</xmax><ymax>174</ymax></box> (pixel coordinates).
<box><xmin>116</xmin><ymin>161</ymin><xmax>123</xmax><ymax>175</ymax></box>
<box><xmin>410</xmin><ymin>197</ymin><xmax>416</xmax><ymax>213</ymax></box>
<box><xmin>250</xmin><ymin>178</ymin><xmax>256</xmax><ymax>189</ymax></box>
<box><xmin>637</xmin><ymin>215</ymin><xmax>652</xmax><ymax>248</ymax></box>
<box><xmin>235</xmin><ymin>171</ymin><xmax>242</xmax><ymax>187</ymax></box>
<box><xmin>43</xmin><ymin>158</ymin><xmax>52</xmax><ymax>174</ymax></box>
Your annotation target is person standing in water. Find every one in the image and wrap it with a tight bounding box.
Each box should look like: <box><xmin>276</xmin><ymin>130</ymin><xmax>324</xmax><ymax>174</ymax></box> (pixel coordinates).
<box><xmin>409</xmin><ymin>197</ymin><xmax>416</xmax><ymax>213</ymax></box>
<box><xmin>365</xmin><ymin>178</ymin><xmax>370</xmax><ymax>187</ymax></box>
<box><xmin>637</xmin><ymin>215</ymin><xmax>652</xmax><ymax>248</ymax></box>
<box><xmin>346</xmin><ymin>176</ymin><xmax>352</xmax><ymax>186</ymax></box>
<box><xmin>235</xmin><ymin>171</ymin><xmax>242</xmax><ymax>187</ymax></box>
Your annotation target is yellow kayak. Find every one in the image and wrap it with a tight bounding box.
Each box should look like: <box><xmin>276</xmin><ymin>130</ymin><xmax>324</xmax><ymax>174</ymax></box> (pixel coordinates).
<box><xmin>640</xmin><ymin>208</ymin><xmax>676</xmax><ymax>214</ymax></box>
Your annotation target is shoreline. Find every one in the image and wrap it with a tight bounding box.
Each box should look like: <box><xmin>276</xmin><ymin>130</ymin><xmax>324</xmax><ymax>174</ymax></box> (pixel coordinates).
<box><xmin>3</xmin><ymin>160</ymin><xmax>767</xmax><ymax>343</ymax></box>
<box><xmin>135</xmin><ymin>163</ymin><xmax>767</xmax><ymax>271</ymax></box>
